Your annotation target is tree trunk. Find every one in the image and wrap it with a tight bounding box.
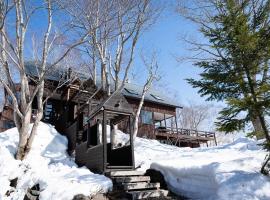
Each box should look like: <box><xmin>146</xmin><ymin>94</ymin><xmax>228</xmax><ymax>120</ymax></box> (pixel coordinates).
<box><xmin>101</xmin><ymin>63</ymin><xmax>106</xmax><ymax>91</ymax></box>
<box><xmin>16</xmin><ymin>83</ymin><xmax>44</xmax><ymax>160</ymax></box>
<box><xmin>24</xmin><ymin>85</ymin><xmax>44</xmax><ymax>157</ymax></box>
<box><xmin>15</xmin><ymin>110</ymin><xmax>31</xmax><ymax>160</ymax></box>
<box><xmin>251</xmin><ymin>115</ymin><xmax>265</xmax><ymax>139</ymax></box>
<box><xmin>133</xmin><ymin>88</ymin><xmax>147</xmax><ymax>139</ymax></box>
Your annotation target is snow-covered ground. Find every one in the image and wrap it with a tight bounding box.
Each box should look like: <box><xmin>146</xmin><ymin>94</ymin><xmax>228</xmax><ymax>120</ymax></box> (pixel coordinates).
<box><xmin>0</xmin><ymin>123</ymin><xmax>112</xmax><ymax>200</ymax></box>
<box><xmin>114</xmin><ymin>131</ymin><xmax>270</xmax><ymax>200</ymax></box>
<box><xmin>1</xmin><ymin>123</ymin><xmax>270</xmax><ymax>200</ymax></box>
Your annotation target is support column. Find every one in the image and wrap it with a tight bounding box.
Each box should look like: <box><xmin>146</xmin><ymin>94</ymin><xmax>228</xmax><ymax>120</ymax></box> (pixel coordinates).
<box><xmin>130</xmin><ymin>115</ymin><xmax>135</xmax><ymax>169</ymax></box>
<box><xmin>164</xmin><ymin>113</ymin><xmax>167</xmax><ymax>129</ymax></box>
<box><xmin>103</xmin><ymin>110</ymin><xmax>107</xmax><ymax>172</ymax></box>
<box><xmin>214</xmin><ymin>132</ymin><xmax>217</xmax><ymax>146</ymax></box>
<box><xmin>175</xmin><ymin>116</ymin><xmax>179</xmax><ymax>134</ymax></box>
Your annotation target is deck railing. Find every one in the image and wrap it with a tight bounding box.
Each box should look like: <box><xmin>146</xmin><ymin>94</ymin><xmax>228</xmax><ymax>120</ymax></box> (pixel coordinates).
<box><xmin>155</xmin><ymin>126</ymin><xmax>217</xmax><ymax>146</ymax></box>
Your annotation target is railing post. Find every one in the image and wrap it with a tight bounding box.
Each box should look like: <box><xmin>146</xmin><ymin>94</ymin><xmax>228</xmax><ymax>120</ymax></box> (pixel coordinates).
<box><xmin>164</xmin><ymin>113</ymin><xmax>167</xmax><ymax>130</ymax></box>
<box><xmin>170</xmin><ymin>117</ymin><xmax>173</xmax><ymax>134</ymax></box>
<box><xmin>174</xmin><ymin>116</ymin><xmax>179</xmax><ymax>134</ymax></box>
<box><xmin>214</xmin><ymin>132</ymin><xmax>217</xmax><ymax>146</ymax></box>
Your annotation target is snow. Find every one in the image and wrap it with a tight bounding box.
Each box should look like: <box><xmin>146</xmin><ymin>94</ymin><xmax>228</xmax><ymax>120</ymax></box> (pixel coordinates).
<box><xmin>1</xmin><ymin>123</ymin><xmax>270</xmax><ymax>200</ymax></box>
<box><xmin>114</xmin><ymin>130</ymin><xmax>270</xmax><ymax>200</ymax></box>
<box><xmin>0</xmin><ymin>122</ymin><xmax>112</xmax><ymax>200</ymax></box>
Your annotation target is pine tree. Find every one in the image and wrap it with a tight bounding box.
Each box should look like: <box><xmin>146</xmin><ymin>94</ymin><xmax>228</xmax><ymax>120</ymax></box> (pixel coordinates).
<box><xmin>180</xmin><ymin>0</ymin><xmax>270</xmax><ymax>174</ymax></box>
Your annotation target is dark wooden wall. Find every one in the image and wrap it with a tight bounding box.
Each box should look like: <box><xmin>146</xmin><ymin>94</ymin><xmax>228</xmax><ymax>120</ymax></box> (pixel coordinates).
<box><xmin>0</xmin><ymin>106</ymin><xmax>14</xmax><ymax>132</ymax></box>
<box><xmin>124</xmin><ymin>97</ymin><xmax>177</xmax><ymax>139</ymax></box>
<box><xmin>75</xmin><ymin>142</ymin><xmax>104</xmax><ymax>173</ymax></box>
<box><xmin>64</xmin><ymin>121</ymin><xmax>77</xmax><ymax>152</ymax></box>
<box><xmin>126</xmin><ymin>98</ymin><xmax>176</xmax><ymax>116</ymax></box>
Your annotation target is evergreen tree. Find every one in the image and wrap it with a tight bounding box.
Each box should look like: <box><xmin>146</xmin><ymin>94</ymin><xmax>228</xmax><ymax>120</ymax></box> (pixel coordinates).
<box><xmin>179</xmin><ymin>0</ymin><xmax>270</xmax><ymax>174</ymax></box>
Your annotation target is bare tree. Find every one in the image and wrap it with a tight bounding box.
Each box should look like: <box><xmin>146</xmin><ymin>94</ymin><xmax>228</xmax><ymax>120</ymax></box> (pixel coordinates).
<box><xmin>61</xmin><ymin>0</ymin><xmax>160</xmax><ymax>95</ymax></box>
<box><xmin>133</xmin><ymin>53</ymin><xmax>160</xmax><ymax>139</ymax></box>
<box><xmin>178</xmin><ymin>102</ymin><xmax>212</xmax><ymax>131</ymax></box>
<box><xmin>0</xmin><ymin>0</ymin><xmax>87</xmax><ymax>160</ymax></box>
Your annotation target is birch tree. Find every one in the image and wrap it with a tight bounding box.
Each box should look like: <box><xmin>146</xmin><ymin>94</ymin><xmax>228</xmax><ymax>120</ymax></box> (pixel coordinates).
<box><xmin>178</xmin><ymin>103</ymin><xmax>212</xmax><ymax>131</ymax></box>
<box><xmin>0</xmin><ymin>0</ymin><xmax>87</xmax><ymax>160</ymax></box>
<box><xmin>61</xmin><ymin>0</ymin><xmax>159</xmax><ymax>94</ymax></box>
<box><xmin>133</xmin><ymin>53</ymin><xmax>160</xmax><ymax>139</ymax></box>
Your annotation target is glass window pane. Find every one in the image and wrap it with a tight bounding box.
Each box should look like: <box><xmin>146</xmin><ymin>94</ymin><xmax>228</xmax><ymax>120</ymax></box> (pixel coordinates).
<box><xmin>140</xmin><ymin>110</ymin><xmax>153</xmax><ymax>124</ymax></box>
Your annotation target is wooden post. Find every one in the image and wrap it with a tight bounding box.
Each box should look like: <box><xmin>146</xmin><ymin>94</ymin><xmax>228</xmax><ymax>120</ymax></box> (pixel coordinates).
<box><xmin>88</xmin><ymin>101</ymin><xmax>90</xmax><ymax>116</ymax></box>
<box><xmin>87</xmin><ymin>122</ymin><xmax>90</xmax><ymax>147</ymax></box>
<box><xmin>175</xmin><ymin>116</ymin><xmax>179</xmax><ymax>134</ymax></box>
<box><xmin>67</xmin><ymin>88</ymin><xmax>70</xmax><ymax>101</ymax></box>
<box><xmin>103</xmin><ymin>110</ymin><xmax>107</xmax><ymax>172</ymax></box>
<box><xmin>214</xmin><ymin>132</ymin><xmax>217</xmax><ymax>146</ymax></box>
<box><xmin>130</xmin><ymin>115</ymin><xmax>135</xmax><ymax>169</ymax></box>
<box><xmin>152</xmin><ymin>112</ymin><xmax>155</xmax><ymax>138</ymax></box>
<box><xmin>170</xmin><ymin>117</ymin><xmax>173</xmax><ymax>134</ymax></box>
<box><xmin>164</xmin><ymin>113</ymin><xmax>167</xmax><ymax>129</ymax></box>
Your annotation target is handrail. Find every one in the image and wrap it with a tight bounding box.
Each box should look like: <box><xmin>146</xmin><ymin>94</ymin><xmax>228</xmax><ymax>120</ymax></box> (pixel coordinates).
<box><xmin>155</xmin><ymin>126</ymin><xmax>215</xmax><ymax>138</ymax></box>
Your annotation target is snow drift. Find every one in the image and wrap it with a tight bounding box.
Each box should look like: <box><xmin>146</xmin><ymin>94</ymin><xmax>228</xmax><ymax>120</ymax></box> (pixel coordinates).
<box><xmin>114</xmin><ymin>130</ymin><xmax>270</xmax><ymax>200</ymax></box>
<box><xmin>132</xmin><ymin>135</ymin><xmax>270</xmax><ymax>200</ymax></box>
<box><xmin>1</xmin><ymin>123</ymin><xmax>270</xmax><ymax>200</ymax></box>
<box><xmin>0</xmin><ymin>123</ymin><xmax>112</xmax><ymax>200</ymax></box>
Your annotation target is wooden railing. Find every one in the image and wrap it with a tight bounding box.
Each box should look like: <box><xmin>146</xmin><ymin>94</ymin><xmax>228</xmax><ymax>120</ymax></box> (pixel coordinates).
<box><xmin>155</xmin><ymin>126</ymin><xmax>217</xmax><ymax>145</ymax></box>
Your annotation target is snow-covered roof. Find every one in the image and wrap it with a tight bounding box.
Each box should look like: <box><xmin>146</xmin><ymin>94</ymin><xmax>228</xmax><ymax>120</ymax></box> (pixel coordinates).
<box><xmin>122</xmin><ymin>82</ymin><xmax>182</xmax><ymax>108</ymax></box>
<box><xmin>25</xmin><ymin>62</ymin><xmax>182</xmax><ymax>108</ymax></box>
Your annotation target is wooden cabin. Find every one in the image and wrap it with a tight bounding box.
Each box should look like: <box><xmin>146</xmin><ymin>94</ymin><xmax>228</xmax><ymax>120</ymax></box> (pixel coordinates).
<box><xmin>119</xmin><ymin>84</ymin><xmax>216</xmax><ymax>147</ymax></box>
<box><xmin>0</xmin><ymin>62</ymin><xmax>216</xmax><ymax>172</ymax></box>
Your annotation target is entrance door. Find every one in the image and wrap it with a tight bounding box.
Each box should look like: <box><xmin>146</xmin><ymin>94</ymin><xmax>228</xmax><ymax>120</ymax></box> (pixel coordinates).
<box><xmin>105</xmin><ymin>113</ymin><xmax>134</xmax><ymax>170</ymax></box>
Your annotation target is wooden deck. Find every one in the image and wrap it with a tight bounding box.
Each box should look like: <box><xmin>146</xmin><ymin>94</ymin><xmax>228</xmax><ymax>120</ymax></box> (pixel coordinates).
<box><xmin>155</xmin><ymin>127</ymin><xmax>217</xmax><ymax>147</ymax></box>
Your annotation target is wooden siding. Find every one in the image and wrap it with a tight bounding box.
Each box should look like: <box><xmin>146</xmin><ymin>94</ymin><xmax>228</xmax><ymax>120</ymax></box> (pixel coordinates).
<box><xmin>64</xmin><ymin>121</ymin><xmax>77</xmax><ymax>152</ymax></box>
<box><xmin>75</xmin><ymin>142</ymin><xmax>104</xmax><ymax>173</ymax></box>
<box><xmin>137</xmin><ymin>124</ymin><xmax>155</xmax><ymax>139</ymax></box>
<box><xmin>126</xmin><ymin>97</ymin><xmax>176</xmax><ymax>116</ymax></box>
<box><xmin>124</xmin><ymin>97</ymin><xmax>177</xmax><ymax>139</ymax></box>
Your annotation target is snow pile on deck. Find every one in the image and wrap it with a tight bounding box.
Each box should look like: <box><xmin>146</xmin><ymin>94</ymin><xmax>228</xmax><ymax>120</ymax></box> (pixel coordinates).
<box><xmin>0</xmin><ymin>122</ymin><xmax>112</xmax><ymax>200</ymax></box>
<box><xmin>115</xmin><ymin>131</ymin><xmax>270</xmax><ymax>200</ymax></box>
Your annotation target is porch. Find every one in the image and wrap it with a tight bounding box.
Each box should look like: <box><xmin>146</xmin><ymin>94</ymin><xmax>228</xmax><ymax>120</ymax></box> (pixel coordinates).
<box><xmin>139</xmin><ymin>110</ymin><xmax>217</xmax><ymax>147</ymax></box>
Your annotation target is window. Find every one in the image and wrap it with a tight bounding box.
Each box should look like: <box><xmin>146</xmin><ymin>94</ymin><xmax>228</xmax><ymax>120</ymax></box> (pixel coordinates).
<box><xmin>151</xmin><ymin>94</ymin><xmax>164</xmax><ymax>101</ymax></box>
<box><xmin>140</xmin><ymin>110</ymin><xmax>153</xmax><ymax>125</ymax></box>
<box><xmin>4</xmin><ymin>121</ymin><xmax>15</xmax><ymax>129</ymax></box>
<box><xmin>43</xmin><ymin>102</ymin><xmax>54</xmax><ymax>121</ymax></box>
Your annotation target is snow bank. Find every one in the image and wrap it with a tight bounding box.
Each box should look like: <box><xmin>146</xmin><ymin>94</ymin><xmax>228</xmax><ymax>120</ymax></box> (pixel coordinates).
<box><xmin>0</xmin><ymin>123</ymin><xmax>112</xmax><ymax>200</ymax></box>
<box><xmin>1</xmin><ymin>123</ymin><xmax>269</xmax><ymax>200</ymax></box>
<box><xmin>115</xmin><ymin>130</ymin><xmax>270</xmax><ymax>200</ymax></box>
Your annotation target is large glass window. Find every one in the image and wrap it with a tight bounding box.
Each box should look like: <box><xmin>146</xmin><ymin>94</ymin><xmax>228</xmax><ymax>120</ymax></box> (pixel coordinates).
<box><xmin>140</xmin><ymin>110</ymin><xmax>153</xmax><ymax>125</ymax></box>
<box><xmin>4</xmin><ymin>121</ymin><xmax>15</xmax><ymax>129</ymax></box>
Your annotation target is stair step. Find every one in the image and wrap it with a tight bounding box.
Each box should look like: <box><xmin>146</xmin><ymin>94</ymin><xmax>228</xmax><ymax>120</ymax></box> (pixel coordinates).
<box><xmin>109</xmin><ymin>170</ymin><xmax>145</xmax><ymax>177</ymax></box>
<box><xmin>123</xmin><ymin>182</ymin><xmax>160</xmax><ymax>191</ymax></box>
<box><xmin>114</xmin><ymin>176</ymin><xmax>151</xmax><ymax>183</ymax></box>
<box><xmin>127</xmin><ymin>189</ymin><xmax>169</xmax><ymax>200</ymax></box>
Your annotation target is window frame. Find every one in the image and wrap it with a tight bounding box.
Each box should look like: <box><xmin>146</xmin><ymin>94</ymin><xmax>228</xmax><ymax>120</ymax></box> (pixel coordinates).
<box><xmin>140</xmin><ymin>110</ymin><xmax>153</xmax><ymax>125</ymax></box>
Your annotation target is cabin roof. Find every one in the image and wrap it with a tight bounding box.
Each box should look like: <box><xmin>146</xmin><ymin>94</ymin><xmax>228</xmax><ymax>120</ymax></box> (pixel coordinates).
<box><xmin>122</xmin><ymin>83</ymin><xmax>182</xmax><ymax>108</ymax></box>
<box><xmin>25</xmin><ymin>62</ymin><xmax>182</xmax><ymax>108</ymax></box>
<box><xmin>89</xmin><ymin>92</ymin><xmax>134</xmax><ymax>120</ymax></box>
<box><xmin>25</xmin><ymin>61</ymin><xmax>89</xmax><ymax>82</ymax></box>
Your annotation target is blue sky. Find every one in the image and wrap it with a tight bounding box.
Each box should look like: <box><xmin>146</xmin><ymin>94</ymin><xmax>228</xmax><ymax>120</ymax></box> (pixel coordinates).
<box><xmin>22</xmin><ymin>1</ymin><xmax>212</xmax><ymax>106</ymax></box>
<box><xmin>133</xmin><ymin>3</ymin><xmax>208</xmax><ymax>105</ymax></box>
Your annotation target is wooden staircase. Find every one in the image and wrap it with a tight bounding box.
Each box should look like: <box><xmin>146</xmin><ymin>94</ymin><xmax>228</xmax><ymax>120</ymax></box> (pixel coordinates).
<box><xmin>107</xmin><ymin>170</ymin><xmax>170</xmax><ymax>200</ymax></box>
